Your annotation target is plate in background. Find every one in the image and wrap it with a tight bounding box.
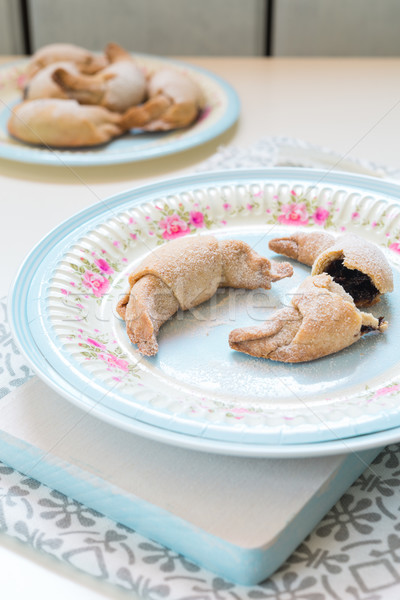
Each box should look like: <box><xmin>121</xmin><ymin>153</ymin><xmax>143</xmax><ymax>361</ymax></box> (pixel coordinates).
<box><xmin>0</xmin><ymin>55</ymin><xmax>239</xmax><ymax>166</ymax></box>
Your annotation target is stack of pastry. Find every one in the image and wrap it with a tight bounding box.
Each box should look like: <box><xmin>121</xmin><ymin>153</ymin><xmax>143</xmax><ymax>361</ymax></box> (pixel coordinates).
<box><xmin>8</xmin><ymin>42</ymin><xmax>205</xmax><ymax>147</ymax></box>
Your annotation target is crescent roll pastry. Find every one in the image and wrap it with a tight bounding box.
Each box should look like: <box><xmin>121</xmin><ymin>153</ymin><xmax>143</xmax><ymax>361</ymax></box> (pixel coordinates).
<box><xmin>121</xmin><ymin>67</ymin><xmax>205</xmax><ymax>131</ymax></box>
<box><xmin>117</xmin><ymin>236</ymin><xmax>293</xmax><ymax>356</ymax></box>
<box><xmin>25</xmin><ymin>43</ymin><xmax>107</xmax><ymax>82</ymax></box>
<box><xmin>7</xmin><ymin>99</ymin><xmax>126</xmax><ymax>147</ymax></box>
<box><xmin>52</xmin><ymin>42</ymin><xmax>147</xmax><ymax>113</ymax></box>
<box><xmin>24</xmin><ymin>61</ymin><xmax>82</xmax><ymax>101</ymax></box>
<box><xmin>269</xmin><ymin>232</ymin><xmax>393</xmax><ymax>307</ymax></box>
<box><xmin>229</xmin><ymin>274</ymin><xmax>387</xmax><ymax>363</ymax></box>
<box><xmin>269</xmin><ymin>232</ymin><xmax>335</xmax><ymax>267</ymax></box>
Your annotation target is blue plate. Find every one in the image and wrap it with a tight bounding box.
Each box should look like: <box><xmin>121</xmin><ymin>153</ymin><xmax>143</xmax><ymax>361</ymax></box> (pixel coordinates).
<box><xmin>9</xmin><ymin>168</ymin><xmax>400</xmax><ymax>454</ymax></box>
<box><xmin>0</xmin><ymin>56</ymin><xmax>239</xmax><ymax>166</ymax></box>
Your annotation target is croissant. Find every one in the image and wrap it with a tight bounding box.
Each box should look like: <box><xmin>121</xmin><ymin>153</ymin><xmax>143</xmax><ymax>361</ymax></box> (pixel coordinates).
<box><xmin>269</xmin><ymin>232</ymin><xmax>393</xmax><ymax>306</ymax></box>
<box><xmin>117</xmin><ymin>236</ymin><xmax>293</xmax><ymax>356</ymax></box>
<box><xmin>269</xmin><ymin>232</ymin><xmax>335</xmax><ymax>267</ymax></box>
<box><xmin>52</xmin><ymin>42</ymin><xmax>147</xmax><ymax>113</ymax></box>
<box><xmin>25</xmin><ymin>43</ymin><xmax>107</xmax><ymax>82</ymax></box>
<box><xmin>122</xmin><ymin>67</ymin><xmax>205</xmax><ymax>131</ymax></box>
<box><xmin>24</xmin><ymin>61</ymin><xmax>82</xmax><ymax>101</ymax></box>
<box><xmin>229</xmin><ymin>273</ymin><xmax>387</xmax><ymax>363</ymax></box>
<box><xmin>7</xmin><ymin>99</ymin><xmax>125</xmax><ymax>147</ymax></box>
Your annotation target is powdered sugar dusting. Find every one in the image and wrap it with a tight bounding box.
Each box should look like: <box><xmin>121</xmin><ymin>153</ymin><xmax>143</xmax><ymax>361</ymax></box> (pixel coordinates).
<box><xmin>46</xmin><ymin>175</ymin><xmax>400</xmax><ymax>441</ymax></box>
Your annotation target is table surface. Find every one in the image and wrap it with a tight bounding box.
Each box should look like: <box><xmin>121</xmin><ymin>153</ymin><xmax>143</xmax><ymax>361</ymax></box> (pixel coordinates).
<box><xmin>2</xmin><ymin>55</ymin><xmax>400</xmax><ymax>598</ymax></box>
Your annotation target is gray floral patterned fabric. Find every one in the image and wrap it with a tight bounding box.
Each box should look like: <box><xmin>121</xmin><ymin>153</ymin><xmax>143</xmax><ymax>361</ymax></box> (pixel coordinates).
<box><xmin>3</xmin><ymin>141</ymin><xmax>400</xmax><ymax>598</ymax></box>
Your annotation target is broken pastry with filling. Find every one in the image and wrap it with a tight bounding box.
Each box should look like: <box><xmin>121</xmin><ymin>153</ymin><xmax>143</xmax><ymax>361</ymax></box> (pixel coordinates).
<box><xmin>229</xmin><ymin>273</ymin><xmax>387</xmax><ymax>363</ymax></box>
<box><xmin>269</xmin><ymin>232</ymin><xmax>393</xmax><ymax>307</ymax></box>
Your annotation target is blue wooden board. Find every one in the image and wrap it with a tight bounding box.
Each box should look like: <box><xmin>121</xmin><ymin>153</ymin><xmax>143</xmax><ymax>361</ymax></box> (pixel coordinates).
<box><xmin>0</xmin><ymin>377</ymin><xmax>380</xmax><ymax>585</ymax></box>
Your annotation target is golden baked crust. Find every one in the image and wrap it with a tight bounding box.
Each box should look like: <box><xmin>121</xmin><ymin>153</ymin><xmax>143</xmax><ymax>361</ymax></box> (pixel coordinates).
<box><xmin>229</xmin><ymin>273</ymin><xmax>387</xmax><ymax>363</ymax></box>
<box><xmin>25</xmin><ymin>61</ymin><xmax>81</xmax><ymax>101</ymax></box>
<box><xmin>117</xmin><ymin>236</ymin><xmax>293</xmax><ymax>356</ymax></box>
<box><xmin>7</xmin><ymin>99</ymin><xmax>124</xmax><ymax>147</ymax></box>
<box><xmin>128</xmin><ymin>235</ymin><xmax>222</xmax><ymax>311</ymax></box>
<box><xmin>121</xmin><ymin>67</ymin><xmax>205</xmax><ymax>131</ymax></box>
<box><xmin>52</xmin><ymin>43</ymin><xmax>147</xmax><ymax>113</ymax></box>
<box><xmin>269</xmin><ymin>231</ymin><xmax>335</xmax><ymax>266</ymax></box>
<box><xmin>25</xmin><ymin>43</ymin><xmax>107</xmax><ymax>82</ymax></box>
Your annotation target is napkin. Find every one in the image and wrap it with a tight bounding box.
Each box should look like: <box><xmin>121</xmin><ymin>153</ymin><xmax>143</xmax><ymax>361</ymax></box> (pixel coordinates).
<box><xmin>2</xmin><ymin>138</ymin><xmax>400</xmax><ymax>599</ymax></box>
<box><xmin>197</xmin><ymin>135</ymin><xmax>400</xmax><ymax>180</ymax></box>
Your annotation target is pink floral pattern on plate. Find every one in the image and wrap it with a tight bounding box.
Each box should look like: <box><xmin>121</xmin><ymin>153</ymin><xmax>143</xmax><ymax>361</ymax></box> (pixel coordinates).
<box><xmin>0</xmin><ymin>64</ymin><xmax>26</xmax><ymax>91</ymax></box>
<box><xmin>51</xmin><ymin>180</ymin><xmax>400</xmax><ymax>422</ymax></box>
<box><xmin>128</xmin><ymin>202</ymin><xmax>223</xmax><ymax>244</ymax></box>
<box><xmin>66</xmin><ymin>331</ymin><xmax>138</xmax><ymax>384</ymax></box>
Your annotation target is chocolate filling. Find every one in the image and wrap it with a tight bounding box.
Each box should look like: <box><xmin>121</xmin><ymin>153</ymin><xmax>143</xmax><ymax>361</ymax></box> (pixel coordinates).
<box><xmin>325</xmin><ymin>259</ymin><xmax>379</xmax><ymax>304</ymax></box>
<box><xmin>361</xmin><ymin>324</ymin><xmax>375</xmax><ymax>334</ymax></box>
<box><xmin>361</xmin><ymin>318</ymin><xmax>384</xmax><ymax>334</ymax></box>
